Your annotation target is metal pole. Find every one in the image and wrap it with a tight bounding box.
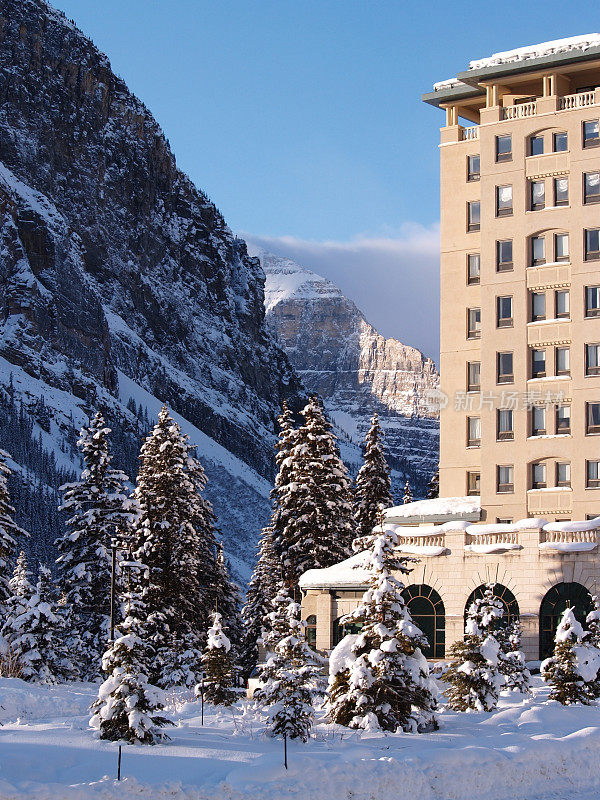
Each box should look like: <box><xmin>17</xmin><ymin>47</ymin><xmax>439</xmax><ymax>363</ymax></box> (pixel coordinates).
<box><xmin>201</xmin><ymin>677</ymin><xmax>204</xmax><ymax>726</ymax></box>
<box><xmin>109</xmin><ymin>544</ymin><xmax>117</xmax><ymax>642</ymax></box>
<box><xmin>117</xmin><ymin>745</ymin><xmax>122</xmax><ymax>781</ymax></box>
<box><xmin>284</xmin><ymin>734</ymin><xmax>288</xmax><ymax>770</ymax></box>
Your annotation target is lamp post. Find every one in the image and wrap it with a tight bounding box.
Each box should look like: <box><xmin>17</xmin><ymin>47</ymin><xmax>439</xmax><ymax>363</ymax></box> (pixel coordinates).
<box><xmin>108</xmin><ymin>535</ymin><xmax>137</xmax><ymax>643</ymax></box>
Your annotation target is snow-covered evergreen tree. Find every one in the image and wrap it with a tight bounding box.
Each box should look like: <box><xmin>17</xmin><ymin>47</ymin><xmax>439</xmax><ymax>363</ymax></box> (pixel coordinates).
<box><xmin>3</xmin><ymin>564</ymin><xmax>74</xmax><ymax>684</ymax></box>
<box><xmin>353</xmin><ymin>413</ymin><xmax>394</xmax><ymax>540</ymax></box>
<box><xmin>541</xmin><ymin>608</ymin><xmax>600</xmax><ymax>705</ymax></box>
<box><xmin>210</xmin><ymin>542</ymin><xmax>242</xmax><ymax>661</ymax></box>
<box><xmin>425</xmin><ymin>467</ymin><xmax>439</xmax><ymax>499</ymax></box>
<box><xmin>445</xmin><ymin>588</ymin><xmax>503</xmax><ymax>712</ymax></box>
<box><xmin>497</xmin><ymin>620</ymin><xmax>531</xmax><ymax>693</ymax></box>
<box><xmin>0</xmin><ymin>450</ymin><xmax>28</xmax><ymax>608</ymax></box>
<box><xmin>402</xmin><ymin>480</ymin><xmax>413</xmax><ymax>505</ymax></box>
<box><xmin>57</xmin><ymin>412</ymin><xmax>132</xmax><ymax>679</ymax></box>
<box><xmin>1</xmin><ymin>551</ymin><xmax>33</xmax><ymax>676</ymax></box>
<box><xmin>269</xmin><ymin>402</ymin><xmax>298</xmax><ymax>564</ymax></box>
<box><xmin>200</xmin><ymin>612</ymin><xmax>237</xmax><ymax>706</ymax></box>
<box><xmin>90</xmin><ymin>585</ymin><xmax>171</xmax><ymax>744</ymax></box>
<box><xmin>586</xmin><ymin>594</ymin><xmax>600</xmax><ymax>648</ymax></box>
<box><xmin>240</xmin><ymin>523</ymin><xmax>280</xmax><ymax>679</ymax></box>
<box><xmin>256</xmin><ymin>584</ymin><xmax>322</xmax><ymax>742</ymax></box>
<box><xmin>282</xmin><ymin>397</ymin><xmax>354</xmax><ymax>587</ymax></box>
<box><xmin>326</xmin><ymin>525</ymin><xmax>437</xmax><ymax>732</ymax></box>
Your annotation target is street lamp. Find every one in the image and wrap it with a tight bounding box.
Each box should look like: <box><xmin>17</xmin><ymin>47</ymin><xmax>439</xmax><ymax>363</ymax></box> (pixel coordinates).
<box><xmin>108</xmin><ymin>535</ymin><xmax>139</xmax><ymax>643</ymax></box>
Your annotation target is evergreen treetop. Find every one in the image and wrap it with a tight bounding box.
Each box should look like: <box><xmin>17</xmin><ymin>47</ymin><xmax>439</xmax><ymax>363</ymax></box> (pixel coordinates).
<box><xmin>402</xmin><ymin>480</ymin><xmax>413</xmax><ymax>505</ymax></box>
<box><xmin>200</xmin><ymin>612</ymin><xmax>237</xmax><ymax>706</ymax></box>
<box><xmin>0</xmin><ymin>449</ymin><xmax>28</xmax><ymax>607</ymax></box>
<box><xmin>354</xmin><ymin>413</ymin><xmax>394</xmax><ymax>541</ymax></box>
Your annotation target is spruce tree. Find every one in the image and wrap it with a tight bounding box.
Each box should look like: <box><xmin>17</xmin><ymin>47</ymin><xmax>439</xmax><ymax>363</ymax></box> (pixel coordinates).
<box><xmin>325</xmin><ymin>526</ymin><xmax>438</xmax><ymax>733</ymax></box>
<box><xmin>541</xmin><ymin>608</ymin><xmax>600</xmax><ymax>705</ymax></box>
<box><xmin>402</xmin><ymin>480</ymin><xmax>413</xmax><ymax>505</ymax></box>
<box><xmin>1</xmin><ymin>551</ymin><xmax>33</xmax><ymax>675</ymax></box>
<box><xmin>210</xmin><ymin>542</ymin><xmax>243</xmax><ymax>661</ymax></box>
<box><xmin>270</xmin><ymin>402</ymin><xmax>298</xmax><ymax>561</ymax></box>
<box><xmin>425</xmin><ymin>467</ymin><xmax>439</xmax><ymax>499</ymax></box>
<box><xmin>240</xmin><ymin>524</ymin><xmax>280</xmax><ymax>679</ymax></box>
<box><xmin>200</xmin><ymin>612</ymin><xmax>237</xmax><ymax>706</ymax></box>
<box><xmin>445</xmin><ymin>588</ymin><xmax>503</xmax><ymax>712</ymax></box>
<box><xmin>90</xmin><ymin>585</ymin><xmax>172</xmax><ymax>744</ymax></box>
<box><xmin>256</xmin><ymin>584</ymin><xmax>322</xmax><ymax>742</ymax></box>
<box><xmin>354</xmin><ymin>413</ymin><xmax>394</xmax><ymax>540</ymax></box>
<box><xmin>57</xmin><ymin>413</ymin><xmax>132</xmax><ymax>679</ymax></box>
<box><xmin>0</xmin><ymin>450</ymin><xmax>28</xmax><ymax>608</ymax></box>
<box><xmin>282</xmin><ymin>397</ymin><xmax>354</xmax><ymax>587</ymax></box>
<box><xmin>498</xmin><ymin>620</ymin><xmax>531</xmax><ymax>694</ymax></box>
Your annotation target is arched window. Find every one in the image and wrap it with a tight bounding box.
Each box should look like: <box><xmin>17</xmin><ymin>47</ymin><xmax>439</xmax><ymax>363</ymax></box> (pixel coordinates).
<box><xmin>305</xmin><ymin>615</ymin><xmax>317</xmax><ymax>649</ymax></box>
<box><xmin>402</xmin><ymin>584</ymin><xmax>445</xmax><ymax>658</ymax></box>
<box><xmin>464</xmin><ymin>584</ymin><xmax>519</xmax><ymax>631</ymax></box>
<box><xmin>539</xmin><ymin>582</ymin><xmax>593</xmax><ymax>659</ymax></box>
<box><xmin>332</xmin><ymin>617</ymin><xmax>362</xmax><ymax>646</ymax></box>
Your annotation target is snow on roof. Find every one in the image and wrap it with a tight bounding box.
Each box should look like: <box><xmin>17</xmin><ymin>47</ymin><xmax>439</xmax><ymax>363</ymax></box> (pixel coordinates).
<box><xmin>433</xmin><ymin>77</ymin><xmax>471</xmax><ymax>92</ymax></box>
<box><xmin>468</xmin><ymin>34</ymin><xmax>600</xmax><ymax>71</ymax></box>
<box><xmin>384</xmin><ymin>496</ymin><xmax>481</xmax><ymax>523</ymax></box>
<box><xmin>299</xmin><ymin>551</ymin><xmax>369</xmax><ymax>589</ymax></box>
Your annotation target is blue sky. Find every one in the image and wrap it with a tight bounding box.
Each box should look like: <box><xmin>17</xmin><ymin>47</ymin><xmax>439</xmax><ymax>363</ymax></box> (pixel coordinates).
<box><xmin>55</xmin><ymin>0</ymin><xmax>600</xmax><ymax>359</ymax></box>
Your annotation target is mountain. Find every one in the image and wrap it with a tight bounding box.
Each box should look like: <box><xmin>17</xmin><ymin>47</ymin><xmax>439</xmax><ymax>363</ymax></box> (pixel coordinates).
<box><xmin>252</xmin><ymin>247</ymin><xmax>440</xmax><ymax>498</ymax></box>
<box><xmin>0</xmin><ymin>0</ymin><xmax>302</xmax><ymax>581</ymax></box>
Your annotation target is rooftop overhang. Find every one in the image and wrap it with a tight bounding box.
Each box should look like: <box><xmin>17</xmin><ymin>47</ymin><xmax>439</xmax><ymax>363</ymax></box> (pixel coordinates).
<box><xmin>384</xmin><ymin>510</ymin><xmax>481</xmax><ymax>525</ymax></box>
<box><xmin>421</xmin><ymin>84</ymin><xmax>483</xmax><ymax>109</ymax></box>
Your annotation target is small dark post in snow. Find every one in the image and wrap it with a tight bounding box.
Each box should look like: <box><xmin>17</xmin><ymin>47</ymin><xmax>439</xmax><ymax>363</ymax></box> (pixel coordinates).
<box><xmin>200</xmin><ymin>675</ymin><xmax>205</xmax><ymax>726</ymax></box>
<box><xmin>117</xmin><ymin>744</ymin><xmax>122</xmax><ymax>781</ymax></box>
<box><xmin>109</xmin><ymin>539</ymin><xmax>118</xmax><ymax>642</ymax></box>
<box><xmin>284</xmin><ymin>733</ymin><xmax>288</xmax><ymax>770</ymax></box>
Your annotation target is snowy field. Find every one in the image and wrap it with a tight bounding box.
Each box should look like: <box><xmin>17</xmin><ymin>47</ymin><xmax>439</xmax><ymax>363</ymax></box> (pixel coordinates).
<box><xmin>0</xmin><ymin>677</ymin><xmax>600</xmax><ymax>800</ymax></box>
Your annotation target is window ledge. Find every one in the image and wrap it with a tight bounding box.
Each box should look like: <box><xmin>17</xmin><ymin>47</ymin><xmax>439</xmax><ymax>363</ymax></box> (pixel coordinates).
<box><xmin>527</xmin><ymin>375</ymin><xmax>570</xmax><ymax>382</ymax></box>
<box><xmin>526</xmin><ymin>434</ymin><xmax>571</xmax><ymax>440</ymax></box>
<box><xmin>526</xmin><ymin>318</ymin><xmax>570</xmax><ymax>326</ymax></box>
<box><xmin>527</xmin><ymin>487</ymin><xmax>572</xmax><ymax>493</ymax></box>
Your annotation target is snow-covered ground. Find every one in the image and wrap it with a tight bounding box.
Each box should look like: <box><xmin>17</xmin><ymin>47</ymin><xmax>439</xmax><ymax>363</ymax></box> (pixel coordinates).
<box><xmin>1</xmin><ymin>677</ymin><xmax>600</xmax><ymax>799</ymax></box>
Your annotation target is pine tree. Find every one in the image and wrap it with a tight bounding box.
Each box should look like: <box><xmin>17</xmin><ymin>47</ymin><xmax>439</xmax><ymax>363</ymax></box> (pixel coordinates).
<box><xmin>425</xmin><ymin>467</ymin><xmax>439</xmax><ymax>499</ymax></box>
<box><xmin>270</xmin><ymin>402</ymin><xmax>298</xmax><ymax>562</ymax></box>
<box><xmin>0</xmin><ymin>450</ymin><xmax>28</xmax><ymax>608</ymax></box>
<box><xmin>1</xmin><ymin>551</ymin><xmax>33</xmax><ymax>675</ymax></box>
<box><xmin>132</xmin><ymin>406</ymin><xmax>208</xmax><ymax>688</ymax></box>
<box><xmin>402</xmin><ymin>480</ymin><xmax>413</xmax><ymax>505</ymax></box>
<box><xmin>325</xmin><ymin>525</ymin><xmax>438</xmax><ymax>733</ymax></box>
<box><xmin>90</xmin><ymin>585</ymin><xmax>172</xmax><ymax>744</ymax></box>
<box><xmin>498</xmin><ymin>620</ymin><xmax>531</xmax><ymax>694</ymax></box>
<box><xmin>255</xmin><ymin>584</ymin><xmax>322</xmax><ymax>742</ymax></box>
<box><xmin>4</xmin><ymin>564</ymin><xmax>74</xmax><ymax>684</ymax></box>
<box><xmin>282</xmin><ymin>397</ymin><xmax>354</xmax><ymax>588</ymax></box>
<box><xmin>57</xmin><ymin>413</ymin><xmax>132</xmax><ymax>679</ymax></box>
<box><xmin>353</xmin><ymin>413</ymin><xmax>394</xmax><ymax>540</ymax></box>
<box><xmin>240</xmin><ymin>524</ymin><xmax>280</xmax><ymax>679</ymax></box>
<box><xmin>541</xmin><ymin>608</ymin><xmax>600</xmax><ymax>705</ymax></box>
<box><xmin>445</xmin><ymin>588</ymin><xmax>503</xmax><ymax>712</ymax></box>
<box><xmin>200</xmin><ymin>612</ymin><xmax>237</xmax><ymax>706</ymax></box>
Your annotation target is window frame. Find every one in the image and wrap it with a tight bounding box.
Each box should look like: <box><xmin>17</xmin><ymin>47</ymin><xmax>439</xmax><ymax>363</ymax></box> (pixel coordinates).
<box><xmin>556</xmin><ymin>404</ymin><xmax>571</xmax><ymax>435</ymax></box>
<box><xmin>587</xmin><ymin>460</ymin><xmax>600</xmax><ymax>489</ymax></box>
<box><xmin>497</xmin><ymin>295</ymin><xmax>513</xmax><ymax>328</ymax></box>
<box><xmin>467</xmin><ymin>361</ymin><xmax>481</xmax><ymax>392</ymax></box>
<box><xmin>467</xmin><ymin>416</ymin><xmax>481</xmax><ymax>448</ymax></box>
<box><xmin>530</xmin><ymin>405</ymin><xmax>546</xmax><ymax>437</ymax></box>
<box><xmin>553</xmin><ymin>131</ymin><xmax>568</xmax><ymax>152</ymax></box>
<box><xmin>530</xmin><ymin>291</ymin><xmax>546</xmax><ymax>322</ymax></box>
<box><xmin>496</xmin><ymin>184</ymin><xmax>513</xmax><ymax>217</ymax></box>
<box><xmin>555</xmin><ymin>290</ymin><xmax>570</xmax><ymax>319</ymax></box>
<box><xmin>529</xmin><ymin>134</ymin><xmax>544</xmax><ymax>156</ymax></box>
<box><xmin>556</xmin><ymin>462</ymin><xmax>571</xmax><ymax>488</ymax></box>
<box><xmin>497</xmin><ymin>465</ymin><xmax>514</xmax><ymax>494</ymax></box>
<box><xmin>586</xmin><ymin>343</ymin><xmax>600</xmax><ymax>376</ymax></box>
<box><xmin>467</xmin><ymin>253</ymin><xmax>481</xmax><ymax>285</ymax></box>
<box><xmin>585</xmin><ymin>285</ymin><xmax>600</xmax><ymax>317</ymax></box>
<box><xmin>584</xmin><ymin>171</ymin><xmax>600</xmax><ymax>205</ymax></box>
<box><xmin>496</xmin><ymin>239</ymin><xmax>513</xmax><ymax>272</ymax></box>
<box><xmin>531</xmin><ymin>348</ymin><xmax>546</xmax><ymax>379</ymax></box>
<box><xmin>531</xmin><ymin>235</ymin><xmax>546</xmax><ymax>266</ymax></box>
<box><xmin>555</xmin><ymin>233</ymin><xmax>569</xmax><ymax>263</ymax></box>
<box><xmin>497</xmin><ymin>351</ymin><xmax>514</xmax><ymax>384</ymax></box>
<box><xmin>467</xmin><ymin>471</ymin><xmax>481</xmax><ymax>496</ymax></box>
<box><xmin>585</xmin><ymin>228</ymin><xmax>600</xmax><ymax>261</ymax></box>
<box><xmin>530</xmin><ymin>179</ymin><xmax>546</xmax><ymax>211</ymax></box>
<box><xmin>531</xmin><ymin>462</ymin><xmax>547</xmax><ymax>490</ymax></box>
<box><xmin>467</xmin><ymin>154</ymin><xmax>480</xmax><ymax>182</ymax></box>
<box><xmin>586</xmin><ymin>402</ymin><xmax>600</xmax><ymax>435</ymax></box>
<box><xmin>555</xmin><ymin>346</ymin><xmax>570</xmax><ymax>377</ymax></box>
<box><xmin>583</xmin><ymin>119</ymin><xmax>600</xmax><ymax>149</ymax></box>
<box><xmin>467</xmin><ymin>307</ymin><xmax>481</xmax><ymax>339</ymax></box>
<box><xmin>496</xmin><ymin>134</ymin><xmax>512</xmax><ymax>162</ymax></box>
<box><xmin>467</xmin><ymin>200</ymin><xmax>480</xmax><ymax>232</ymax></box>
<box><xmin>554</xmin><ymin>176</ymin><xmax>569</xmax><ymax>207</ymax></box>
<box><xmin>497</xmin><ymin>408</ymin><xmax>514</xmax><ymax>441</ymax></box>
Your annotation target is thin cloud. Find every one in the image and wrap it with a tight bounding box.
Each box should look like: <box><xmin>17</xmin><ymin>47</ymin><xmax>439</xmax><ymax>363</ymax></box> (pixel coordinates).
<box><xmin>243</xmin><ymin>223</ymin><xmax>440</xmax><ymax>362</ymax></box>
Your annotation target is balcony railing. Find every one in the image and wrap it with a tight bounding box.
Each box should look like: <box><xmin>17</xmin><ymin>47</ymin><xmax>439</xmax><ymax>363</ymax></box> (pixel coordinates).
<box><xmin>465</xmin><ymin>530</ymin><xmax>519</xmax><ymax>547</ymax></box>
<box><xmin>460</xmin><ymin>126</ymin><xmax>479</xmax><ymax>141</ymax></box>
<box><xmin>502</xmin><ymin>101</ymin><xmax>537</xmax><ymax>120</ymax></box>
<box><xmin>559</xmin><ymin>91</ymin><xmax>596</xmax><ymax>110</ymax></box>
<box><xmin>540</xmin><ymin>528</ymin><xmax>598</xmax><ymax>545</ymax></box>
<box><xmin>397</xmin><ymin>533</ymin><xmax>445</xmax><ymax>548</ymax></box>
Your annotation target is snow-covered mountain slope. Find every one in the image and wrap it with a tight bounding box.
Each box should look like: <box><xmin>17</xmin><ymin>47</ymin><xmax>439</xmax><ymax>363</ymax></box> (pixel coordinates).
<box><xmin>252</xmin><ymin>247</ymin><xmax>440</xmax><ymax>497</ymax></box>
<box><xmin>0</xmin><ymin>0</ymin><xmax>302</xmax><ymax>581</ymax></box>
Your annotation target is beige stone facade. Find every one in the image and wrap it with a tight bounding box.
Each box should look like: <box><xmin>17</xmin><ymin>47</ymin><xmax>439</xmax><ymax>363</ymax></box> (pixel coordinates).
<box><xmin>300</xmin><ymin>38</ymin><xmax>600</xmax><ymax>663</ymax></box>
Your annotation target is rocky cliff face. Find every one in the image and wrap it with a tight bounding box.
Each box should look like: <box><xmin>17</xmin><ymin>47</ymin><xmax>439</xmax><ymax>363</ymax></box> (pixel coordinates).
<box><xmin>0</xmin><ymin>0</ymin><xmax>301</xmax><ymax>579</ymax></box>
<box><xmin>255</xmin><ymin>247</ymin><xmax>439</xmax><ymax>497</ymax></box>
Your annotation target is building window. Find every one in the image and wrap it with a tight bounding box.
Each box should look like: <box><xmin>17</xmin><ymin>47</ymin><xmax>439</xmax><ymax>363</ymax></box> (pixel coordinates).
<box><xmin>531</xmin><ymin>235</ymin><xmax>545</xmax><ymax>266</ymax></box>
<box><xmin>529</xmin><ymin>134</ymin><xmax>544</xmax><ymax>156</ymax></box>
<box><xmin>467</xmin><ymin>416</ymin><xmax>481</xmax><ymax>447</ymax></box>
<box><xmin>496</xmin><ymin>239</ymin><xmax>513</xmax><ymax>271</ymax></box>
<box><xmin>531</xmin><ymin>348</ymin><xmax>546</xmax><ymax>379</ymax></box>
<box><xmin>587</xmin><ymin>460</ymin><xmax>600</xmax><ymax>488</ymax></box>
<box><xmin>584</xmin><ymin>172</ymin><xmax>600</xmax><ymax>204</ymax></box>
<box><xmin>497</xmin><ymin>351</ymin><xmax>514</xmax><ymax>384</ymax></box>
<box><xmin>497</xmin><ymin>408</ymin><xmax>514</xmax><ymax>441</ymax></box>
<box><xmin>467</xmin><ymin>154</ymin><xmax>480</xmax><ymax>182</ymax></box>
<box><xmin>586</xmin><ymin>344</ymin><xmax>600</xmax><ymax>376</ymax></box>
<box><xmin>467</xmin><ymin>253</ymin><xmax>480</xmax><ymax>284</ymax></box>
<box><xmin>531</xmin><ymin>462</ymin><xmax>547</xmax><ymax>489</ymax></box>
<box><xmin>531</xmin><ymin>406</ymin><xmax>546</xmax><ymax>436</ymax></box>
<box><xmin>497</xmin><ymin>465</ymin><xmax>514</xmax><ymax>493</ymax></box>
<box><xmin>467</xmin><ymin>307</ymin><xmax>481</xmax><ymax>339</ymax></box>
<box><xmin>497</xmin><ymin>295</ymin><xmax>513</xmax><ymax>327</ymax></box>
<box><xmin>554</xmin><ymin>177</ymin><xmax>569</xmax><ymax>206</ymax></box>
<box><xmin>585</xmin><ymin>229</ymin><xmax>600</xmax><ymax>261</ymax></box>
<box><xmin>556</xmin><ymin>346</ymin><xmax>570</xmax><ymax>376</ymax></box>
<box><xmin>586</xmin><ymin>402</ymin><xmax>600</xmax><ymax>434</ymax></box>
<box><xmin>530</xmin><ymin>180</ymin><xmax>545</xmax><ymax>211</ymax></box>
<box><xmin>497</xmin><ymin>185</ymin><xmax>513</xmax><ymax>216</ymax></box>
<box><xmin>467</xmin><ymin>201</ymin><xmax>480</xmax><ymax>232</ymax></box>
<box><xmin>556</xmin><ymin>404</ymin><xmax>571</xmax><ymax>434</ymax></box>
<box><xmin>401</xmin><ymin>585</ymin><xmax>446</xmax><ymax>659</ymax></box>
<box><xmin>585</xmin><ymin>286</ymin><xmax>600</xmax><ymax>317</ymax></box>
<box><xmin>531</xmin><ymin>291</ymin><xmax>546</xmax><ymax>322</ymax></box>
<box><xmin>467</xmin><ymin>361</ymin><xmax>481</xmax><ymax>392</ymax></box>
<box><xmin>555</xmin><ymin>290</ymin><xmax>570</xmax><ymax>318</ymax></box>
<box><xmin>540</xmin><ymin>583</ymin><xmax>593</xmax><ymax>659</ymax></box>
<box><xmin>496</xmin><ymin>134</ymin><xmax>512</xmax><ymax>162</ymax></box>
<box><xmin>305</xmin><ymin>615</ymin><xmax>317</xmax><ymax>648</ymax></box>
<box><xmin>583</xmin><ymin>119</ymin><xmax>600</xmax><ymax>148</ymax></box>
<box><xmin>555</xmin><ymin>233</ymin><xmax>569</xmax><ymax>262</ymax></box>
<box><xmin>496</xmin><ymin>517</ymin><xmax>513</xmax><ymax>524</ymax></box>
<box><xmin>553</xmin><ymin>131</ymin><xmax>568</xmax><ymax>152</ymax></box>
<box><xmin>332</xmin><ymin>617</ymin><xmax>363</xmax><ymax>646</ymax></box>
<box><xmin>556</xmin><ymin>462</ymin><xmax>571</xmax><ymax>488</ymax></box>
<box><xmin>467</xmin><ymin>471</ymin><xmax>480</xmax><ymax>496</ymax></box>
